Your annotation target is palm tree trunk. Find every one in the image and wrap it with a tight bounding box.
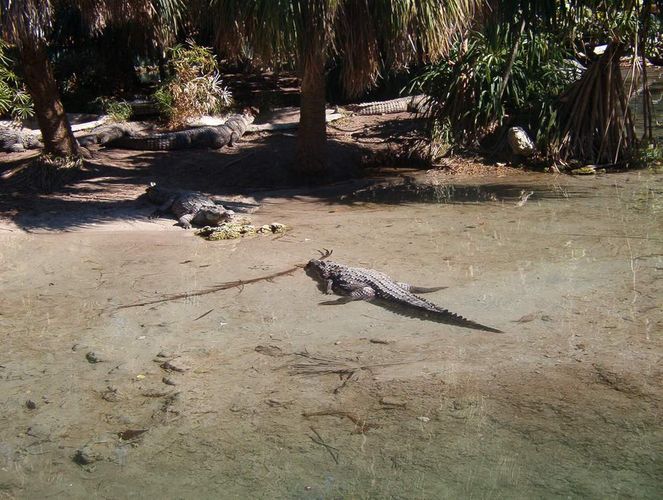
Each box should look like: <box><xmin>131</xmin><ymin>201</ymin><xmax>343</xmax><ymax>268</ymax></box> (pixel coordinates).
<box><xmin>295</xmin><ymin>51</ymin><xmax>327</xmax><ymax>176</ymax></box>
<box><xmin>19</xmin><ymin>42</ymin><xmax>79</xmax><ymax>157</ymax></box>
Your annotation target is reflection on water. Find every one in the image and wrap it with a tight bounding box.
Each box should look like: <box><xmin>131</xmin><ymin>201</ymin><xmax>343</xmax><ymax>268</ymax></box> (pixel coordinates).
<box><xmin>345</xmin><ymin>176</ymin><xmax>589</xmax><ymax>204</ymax></box>
<box><xmin>629</xmin><ymin>65</ymin><xmax>663</xmax><ymax>139</ymax></box>
<box><xmin>0</xmin><ymin>172</ymin><xmax>661</xmax><ymax>498</ymax></box>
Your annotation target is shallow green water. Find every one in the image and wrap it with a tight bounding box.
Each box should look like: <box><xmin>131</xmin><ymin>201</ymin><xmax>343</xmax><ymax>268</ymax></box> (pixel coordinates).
<box><xmin>0</xmin><ymin>171</ymin><xmax>661</xmax><ymax>498</ymax></box>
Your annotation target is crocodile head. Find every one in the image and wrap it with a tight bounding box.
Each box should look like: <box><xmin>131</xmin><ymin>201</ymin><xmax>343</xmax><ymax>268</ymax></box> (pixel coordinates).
<box><xmin>197</xmin><ymin>206</ymin><xmax>235</xmax><ymax>225</ymax></box>
<box><xmin>305</xmin><ymin>258</ymin><xmax>333</xmax><ymax>284</ymax></box>
<box><xmin>305</xmin><ymin>259</ymin><xmax>329</xmax><ymax>294</ymax></box>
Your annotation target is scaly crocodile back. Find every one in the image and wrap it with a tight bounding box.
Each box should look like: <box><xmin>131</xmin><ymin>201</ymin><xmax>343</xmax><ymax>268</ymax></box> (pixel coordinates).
<box><xmin>308</xmin><ymin>259</ymin><xmax>502</xmax><ymax>333</ymax></box>
<box><xmin>107</xmin><ymin>112</ymin><xmax>254</xmax><ymax>151</ymax></box>
<box><xmin>353</xmin><ymin>95</ymin><xmax>427</xmax><ymax>115</ymax></box>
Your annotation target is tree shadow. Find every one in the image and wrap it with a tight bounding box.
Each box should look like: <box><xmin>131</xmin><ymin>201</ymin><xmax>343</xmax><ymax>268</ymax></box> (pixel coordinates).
<box><xmin>0</xmin><ymin>116</ymin><xmax>591</xmax><ymax>232</ymax></box>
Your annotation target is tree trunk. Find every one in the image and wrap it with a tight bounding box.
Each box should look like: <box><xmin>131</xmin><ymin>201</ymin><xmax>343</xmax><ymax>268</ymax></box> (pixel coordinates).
<box><xmin>295</xmin><ymin>51</ymin><xmax>327</xmax><ymax>177</ymax></box>
<box><xmin>19</xmin><ymin>42</ymin><xmax>79</xmax><ymax>157</ymax></box>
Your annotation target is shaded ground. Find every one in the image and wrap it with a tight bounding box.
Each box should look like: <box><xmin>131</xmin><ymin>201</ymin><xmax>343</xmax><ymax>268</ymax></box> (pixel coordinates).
<box><xmin>0</xmin><ymin>111</ymin><xmax>519</xmax><ymax>232</ymax></box>
<box><xmin>0</xmin><ymin>110</ymin><xmax>661</xmax><ymax>498</ymax></box>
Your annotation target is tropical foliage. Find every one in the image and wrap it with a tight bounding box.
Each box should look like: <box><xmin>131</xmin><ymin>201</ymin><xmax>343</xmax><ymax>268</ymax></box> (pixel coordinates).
<box><xmin>413</xmin><ymin>0</ymin><xmax>661</xmax><ymax>166</ymax></box>
<box><xmin>0</xmin><ymin>40</ymin><xmax>33</xmax><ymax>121</ymax></box>
<box><xmin>153</xmin><ymin>41</ymin><xmax>232</xmax><ymax>129</ymax></box>
<box><xmin>412</xmin><ymin>25</ymin><xmax>579</xmax><ymax>152</ymax></box>
<box><xmin>208</xmin><ymin>0</ymin><xmax>482</xmax><ymax>174</ymax></box>
<box><xmin>96</xmin><ymin>97</ymin><xmax>133</xmax><ymax>122</ymax></box>
<box><xmin>0</xmin><ymin>0</ymin><xmax>182</xmax><ymax>156</ymax></box>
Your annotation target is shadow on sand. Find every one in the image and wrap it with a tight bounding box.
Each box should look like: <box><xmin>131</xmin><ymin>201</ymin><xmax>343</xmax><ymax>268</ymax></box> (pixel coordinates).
<box><xmin>0</xmin><ymin>125</ymin><xmax>594</xmax><ymax>232</ymax></box>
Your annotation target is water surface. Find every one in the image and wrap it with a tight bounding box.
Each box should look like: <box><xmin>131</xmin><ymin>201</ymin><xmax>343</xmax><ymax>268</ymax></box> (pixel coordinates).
<box><xmin>0</xmin><ymin>171</ymin><xmax>661</xmax><ymax>498</ymax></box>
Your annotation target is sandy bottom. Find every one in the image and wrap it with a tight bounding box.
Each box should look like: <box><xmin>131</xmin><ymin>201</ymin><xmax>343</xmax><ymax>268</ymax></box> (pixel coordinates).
<box><xmin>0</xmin><ymin>169</ymin><xmax>661</xmax><ymax>498</ymax></box>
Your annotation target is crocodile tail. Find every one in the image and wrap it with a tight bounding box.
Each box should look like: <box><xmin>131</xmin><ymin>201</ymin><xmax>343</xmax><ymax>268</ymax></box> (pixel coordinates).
<box><xmin>384</xmin><ymin>296</ymin><xmax>503</xmax><ymax>333</ymax></box>
<box><xmin>431</xmin><ymin>308</ymin><xmax>503</xmax><ymax>333</ymax></box>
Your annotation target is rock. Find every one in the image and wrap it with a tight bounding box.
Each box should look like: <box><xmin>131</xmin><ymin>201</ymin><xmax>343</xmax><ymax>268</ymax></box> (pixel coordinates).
<box><xmin>416</xmin><ymin>416</ymin><xmax>430</xmax><ymax>423</ymax></box>
<box><xmin>73</xmin><ymin>446</ymin><xmax>99</xmax><ymax>466</ymax></box>
<box><xmin>160</xmin><ymin>359</ymin><xmax>188</xmax><ymax>373</ymax></box>
<box><xmin>507</xmin><ymin>127</ymin><xmax>536</xmax><ymax>157</ymax></box>
<box><xmin>380</xmin><ymin>397</ymin><xmax>407</xmax><ymax>408</ymax></box>
<box><xmin>85</xmin><ymin>351</ymin><xmax>102</xmax><ymax>363</ymax></box>
<box><xmin>25</xmin><ymin>400</ymin><xmax>37</xmax><ymax>410</ymax></box>
<box><xmin>101</xmin><ymin>386</ymin><xmax>120</xmax><ymax>402</ymax></box>
<box><xmin>197</xmin><ymin>222</ymin><xmax>256</xmax><ymax>240</ymax></box>
<box><xmin>162</xmin><ymin>377</ymin><xmax>177</xmax><ymax>386</ymax></box>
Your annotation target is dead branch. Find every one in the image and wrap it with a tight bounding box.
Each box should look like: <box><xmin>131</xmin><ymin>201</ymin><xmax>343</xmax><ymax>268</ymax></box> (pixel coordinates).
<box><xmin>116</xmin><ymin>265</ymin><xmax>302</xmax><ymax>310</ymax></box>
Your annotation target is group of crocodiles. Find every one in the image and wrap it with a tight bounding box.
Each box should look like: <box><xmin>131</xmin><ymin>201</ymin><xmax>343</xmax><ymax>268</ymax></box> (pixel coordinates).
<box><xmin>7</xmin><ymin>95</ymin><xmax>497</xmax><ymax>335</ymax></box>
<box><xmin>79</xmin><ymin>109</ymin><xmax>256</xmax><ymax>151</ymax></box>
<box><xmin>145</xmin><ymin>185</ymin><xmax>500</xmax><ymax>333</ymax></box>
<box><xmin>1</xmin><ymin>95</ymin><xmax>429</xmax><ymax>152</ymax></box>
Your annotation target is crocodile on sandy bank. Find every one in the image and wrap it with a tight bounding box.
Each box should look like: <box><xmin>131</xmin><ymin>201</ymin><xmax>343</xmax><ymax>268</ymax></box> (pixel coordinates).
<box><xmin>145</xmin><ymin>183</ymin><xmax>234</xmax><ymax>229</ymax></box>
<box><xmin>343</xmin><ymin>95</ymin><xmax>429</xmax><ymax>116</ymax></box>
<box><xmin>80</xmin><ymin>110</ymin><xmax>255</xmax><ymax>151</ymax></box>
<box><xmin>306</xmin><ymin>251</ymin><xmax>502</xmax><ymax>333</ymax></box>
<box><xmin>0</xmin><ymin>126</ymin><xmax>42</xmax><ymax>152</ymax></box>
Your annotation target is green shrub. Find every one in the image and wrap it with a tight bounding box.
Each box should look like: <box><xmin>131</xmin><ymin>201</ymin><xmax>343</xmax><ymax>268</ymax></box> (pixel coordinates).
<box><xmin>411</xmin><ymin>24</ymin><xmax>578</xmax><ymax>154</ymax></box>
<box><xmin>100</xmin><ymin>98</ymin><xmax>133</xmax><ymax>122</ymax></box>
<box><xmin>153</xmin><ymin>41</ymin><xmax>232</xmax><ymax>129</ymax></box>
<box><xmin>0</xmin><ymin>41</ymin><xmax>34</xmax><ymax>122</ymax></box>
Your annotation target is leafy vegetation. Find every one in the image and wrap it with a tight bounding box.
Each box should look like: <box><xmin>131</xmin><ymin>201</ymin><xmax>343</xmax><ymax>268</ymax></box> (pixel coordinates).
<box><xmin>411</xmin><ymin>25</ymin><xmax>578</xmax><ymax>153</ymax></box>
<box><xmin>411</xmin><ymin>0</ymin><xmax>662</xmax><ymax>167</ymax></box>
<box><xmin>0</xmin><ymin>41</ymin><xmax>33</xmax><ymax>121</ymax></box>
<box><xmin>209</xmin><ymin>0</ymin><xmax>482</xmax><ymax>174</ymax></box>
<box><xmin>95</xmin><ymin>97</ymin><xmax>133</xmax><ymax>122</ymax></box>
<box><xmin>153</xmin><ymin>41</ymin><xmax>232</xmax><ymax>129</ymax></box>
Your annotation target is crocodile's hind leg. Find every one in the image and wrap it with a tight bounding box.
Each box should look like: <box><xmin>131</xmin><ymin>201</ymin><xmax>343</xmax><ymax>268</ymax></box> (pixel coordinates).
<box><xmin>228</xmin><ymin>131</ymin><xmax>240</xmax><ymax>147</ymax></box>
<box><xmin>320</xmin><ymin>286</ymin><xmax>375</xmax><ymax>305</ymax></box>
<box><xmin>397</xmin><ymin>282</ymin><xmax>447</xmax><ymax>293</ymax></box>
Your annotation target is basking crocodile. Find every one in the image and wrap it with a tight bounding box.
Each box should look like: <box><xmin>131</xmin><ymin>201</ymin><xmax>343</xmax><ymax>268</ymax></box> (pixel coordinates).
<box><xmin>86</xmin><ymin>110</ymin><xmax>256</xmax><ymax>151</ymax></box>
<box><xmin>305</xmin><ymin>251</ymin><xmax>502</xmax><ymax>333</ymax></box>
<box><xmin>0</xmin><ymin>125</ymin><xmax>42</xmax><ymax>152</ymax></box>
<box><xmin>345</xmin><ymin>95</ymin><xmax>429</xmax><ymax>116</ymax></box>
<box><xmin>145</xmin><ymin>183</ymin><xmax>234</xmax><ymax>229</ymax></box>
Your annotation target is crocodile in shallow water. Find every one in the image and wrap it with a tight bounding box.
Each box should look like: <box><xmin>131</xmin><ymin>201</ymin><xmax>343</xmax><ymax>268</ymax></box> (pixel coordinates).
<box><xmin>86</xmin><ymin>110</ymin><xmax>255</xmax><ymax>151</ymax></box>
<box><xmin>145</xmin><ymin>183</ymin><xmax>234</xmax><ymax>229</ymax></box>
<box><xmin>305</xmin><ymin>251</ymin><xmax>502</xmax><ymax>333</ymax></box>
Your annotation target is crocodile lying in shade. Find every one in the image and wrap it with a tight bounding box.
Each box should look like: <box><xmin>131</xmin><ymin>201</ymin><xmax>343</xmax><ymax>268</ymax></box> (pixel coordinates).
<box><xmin>343</xmin><ymin>95</ymin><xmax>429</xmax><ymax>116</ymax></box>
<box><xmin>80</xmin><ymin>109</ymin><xmax>255</xmax><ymax>151</ymax></box>
<box><xmin>145</xmin><ymin>183</ymin><xmax>234</xmax><ymax>229</ymax></box>
<box><xmin>305</xmin><ymin>251</ymin><xmax>502</xmax><ymax>333</ymax></box>
<box><xmin>0</xmin><ymin>125</ymin><xmax>42</xmax><ymax>152</ymax></box>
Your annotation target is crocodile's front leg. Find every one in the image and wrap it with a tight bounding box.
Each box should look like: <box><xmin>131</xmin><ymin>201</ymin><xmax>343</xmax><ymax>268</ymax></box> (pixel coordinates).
<box><xmin>178</xmin><ymin>213</ymin><xmax>195</xmax><ymax>229</ymax></box>
<box><xmin>320</xmin><ymin>286</ymin><xmax>376</xmax><ymax>305</ymax></box>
